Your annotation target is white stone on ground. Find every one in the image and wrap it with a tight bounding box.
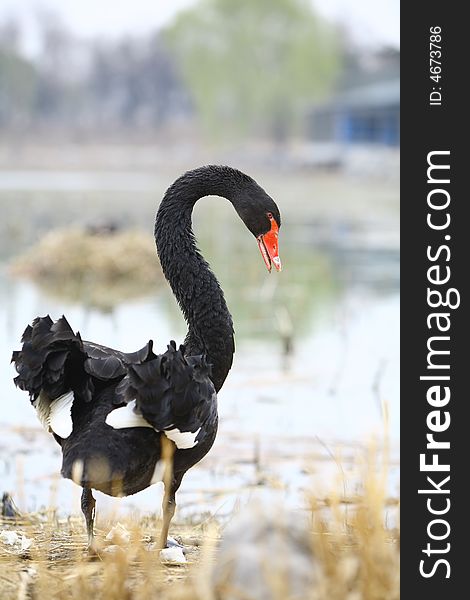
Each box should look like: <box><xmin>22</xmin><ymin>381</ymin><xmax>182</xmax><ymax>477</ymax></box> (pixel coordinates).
<box><xmin>160</xmin><ymin>546</ymin><xmax>187</xmax><ymax>564</ymax></box>
<box><xmin>105</xmin><ymin>522</ymin><xmax>131</xmax><ymax>544</ymax></box>
<box><xmin>0</xmin><ymin>530</ymin><xmax>33</xmax><ymax>552</ymax></box>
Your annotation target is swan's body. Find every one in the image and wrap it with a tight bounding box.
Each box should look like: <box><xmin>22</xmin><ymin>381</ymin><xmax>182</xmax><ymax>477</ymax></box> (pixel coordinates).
<box><xmin>12</xmin><ymin>165</ymin><xmax>281</xmax><ymax>549</ymax></box>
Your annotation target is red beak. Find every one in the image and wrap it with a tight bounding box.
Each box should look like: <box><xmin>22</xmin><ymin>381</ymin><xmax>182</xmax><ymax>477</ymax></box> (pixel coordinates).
<box><xmin>257</xmin><ymin>216</ymin><xmax>281</xmax><ymax>272</ymax></box>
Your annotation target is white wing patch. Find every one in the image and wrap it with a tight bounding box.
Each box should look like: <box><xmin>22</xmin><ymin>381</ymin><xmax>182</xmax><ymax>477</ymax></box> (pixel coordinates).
<box><xmin>34</xmin><ymin>391</ymin><xmax>74</xmax><ymax>439</ymax></box>
<box><xmin>105</xmin><ymin>402</ymin><xmax>201</xmax><ymax>449</ymax></box>
<box><xmin>164</xmin><ymin>427</ymin><xmax>201</xmax><ymax>450</ymax></box>
<box><xmin>105</xmin><ymin>400</ymin><xmax>153</xmax><ymax>430</ymax></box>
<box><xmin>33</xmin><ymin>392</ymin><xmax>51</xmax><ymax>432</ymax></box>
<box><xmin>49</xmin><ymin>391</ymin><xmax>75</xmax><ymax>438</ymax></box>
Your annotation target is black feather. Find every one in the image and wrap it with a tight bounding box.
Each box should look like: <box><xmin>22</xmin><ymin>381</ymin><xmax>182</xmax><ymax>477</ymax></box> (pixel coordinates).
<box><xmin>84</xmin><ymin>355</ymin><xmax>126</xmax><ymax>381</ymax></box>
<box><xmin>12</xmin><ymin>315</ymin><xmax>92</xmax><ymax>402</ymax></box>
<box><xmin>123</xmin><ymin>341</ymin><xmax>216</xmax><ymax>434</ymax></box>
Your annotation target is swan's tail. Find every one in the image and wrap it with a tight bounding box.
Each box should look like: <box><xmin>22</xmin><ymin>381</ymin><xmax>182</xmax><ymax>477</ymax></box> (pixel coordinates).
<box><xmin>126</xmin><ymin>341</ymin><xmax>215</xmax><ymax>431</ymax></box>
<box><xmin>11</xmin><ymin>315</ymin><xmax>93</xmax><ymax>404</ymax></box>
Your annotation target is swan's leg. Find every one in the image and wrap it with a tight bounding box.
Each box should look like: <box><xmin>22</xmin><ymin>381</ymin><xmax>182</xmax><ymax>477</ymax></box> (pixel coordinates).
<box><xmin>159</xmin><ymin>488</ymin><xmax>176</xmax><ymax>549</ymax></box>
<box><xmin>159</xmin><ymin>472</ymin><xmax>183</xmax><ymax>549</ymax></box>
<box><xmin>81</xmin><ymin>487</ymin><xmax>96</xmax><ymax>550</ymax></box>
<box><xmin>159</xmin><ymin>435</ymin><xmax>178</xmax><ymax>548</ymax></box>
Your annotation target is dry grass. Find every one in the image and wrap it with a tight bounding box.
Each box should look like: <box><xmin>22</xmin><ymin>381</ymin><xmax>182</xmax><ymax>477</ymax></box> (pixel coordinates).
<box><xmin>307</xmin><ymin>447</ymin><xmax>399</xmax><ymax>600</ymax></box>
<box><xmin>9</xmin><ymin>228</ymin><xmax>162</xmax><ymax>309</ymax></box>
<box><xmin>0</xmin><ymin>513</ymin><xmax>209</xmax><ymax>600</ymax></box>
<box><xmin>0</xmin><ymin>447</ymin><xmax>399</xmax><ymax>600</ymax></box>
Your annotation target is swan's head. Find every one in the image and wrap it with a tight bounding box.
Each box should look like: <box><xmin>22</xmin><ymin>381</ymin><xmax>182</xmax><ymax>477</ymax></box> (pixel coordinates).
<box><xmin>233</xmin><ymin>180</ymin><xmax>282</xmax><ymax>273</ymax></box>
<box><xmin>177</xmin><ymin>165</ymin><xmax>282</xmax><ymax>272</ymax></box>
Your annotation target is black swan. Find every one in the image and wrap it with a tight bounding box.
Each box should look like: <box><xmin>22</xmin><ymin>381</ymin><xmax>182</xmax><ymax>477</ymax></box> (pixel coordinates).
<box><xmin>11</xmin><ymin>165</ymin><xmax>281</xmax><ymax>550</ymax></box>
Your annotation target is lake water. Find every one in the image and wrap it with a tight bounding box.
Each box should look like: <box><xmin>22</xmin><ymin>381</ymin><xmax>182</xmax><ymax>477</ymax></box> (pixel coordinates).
<box><xmin>0</xmin><ymin>168</ymin><xmax>399</xmax><ymax>521</ymax></box>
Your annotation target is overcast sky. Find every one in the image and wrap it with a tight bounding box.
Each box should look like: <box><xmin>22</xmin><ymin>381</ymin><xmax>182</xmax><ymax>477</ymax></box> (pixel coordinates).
<box><xmin>1</xmin><ymin>0</ymin><xmax>399</xmax><ymax>56</ymax></box>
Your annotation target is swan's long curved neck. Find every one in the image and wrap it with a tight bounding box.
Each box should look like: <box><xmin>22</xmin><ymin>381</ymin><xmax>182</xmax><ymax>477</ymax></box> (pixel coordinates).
<box><xmin>154</xmin><ymin>168</ymin><xmax>236</xmax><ymax>393</ymax></box>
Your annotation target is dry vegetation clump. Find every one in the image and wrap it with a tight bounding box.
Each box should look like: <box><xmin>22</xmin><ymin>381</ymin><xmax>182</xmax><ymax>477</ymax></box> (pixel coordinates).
<box><xmin>0</xmin><ymin>448</ymin><xmax>399</xmax><ymax>600</ymax></box>
<box><xmin>9</xmin><ymin>228</ymin><xmax>162</xmax><ymax>309</ymax></box>
<box><xmin>307</xmin><ymin>449</ymin><xmax>399</xmax><ymax>600</ymax></box>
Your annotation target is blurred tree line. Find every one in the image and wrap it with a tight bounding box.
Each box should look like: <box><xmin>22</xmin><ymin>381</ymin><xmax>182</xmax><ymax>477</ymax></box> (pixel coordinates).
<box><xmin>0</xmin><ymin>14</ymin><xmax>191</xmax><ymax>133</ymax></box>
<box><xmin>0</xmin><ymin>0</ymin><xmax>340</xmax><ymax>140</ymax></box>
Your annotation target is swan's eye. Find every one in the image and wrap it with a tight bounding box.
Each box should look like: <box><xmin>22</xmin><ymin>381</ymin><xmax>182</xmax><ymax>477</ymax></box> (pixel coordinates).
<box><xmin>267</xmin><ymin>212</ymin><xmax>273</xmax><ymax>219</ymax></box>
